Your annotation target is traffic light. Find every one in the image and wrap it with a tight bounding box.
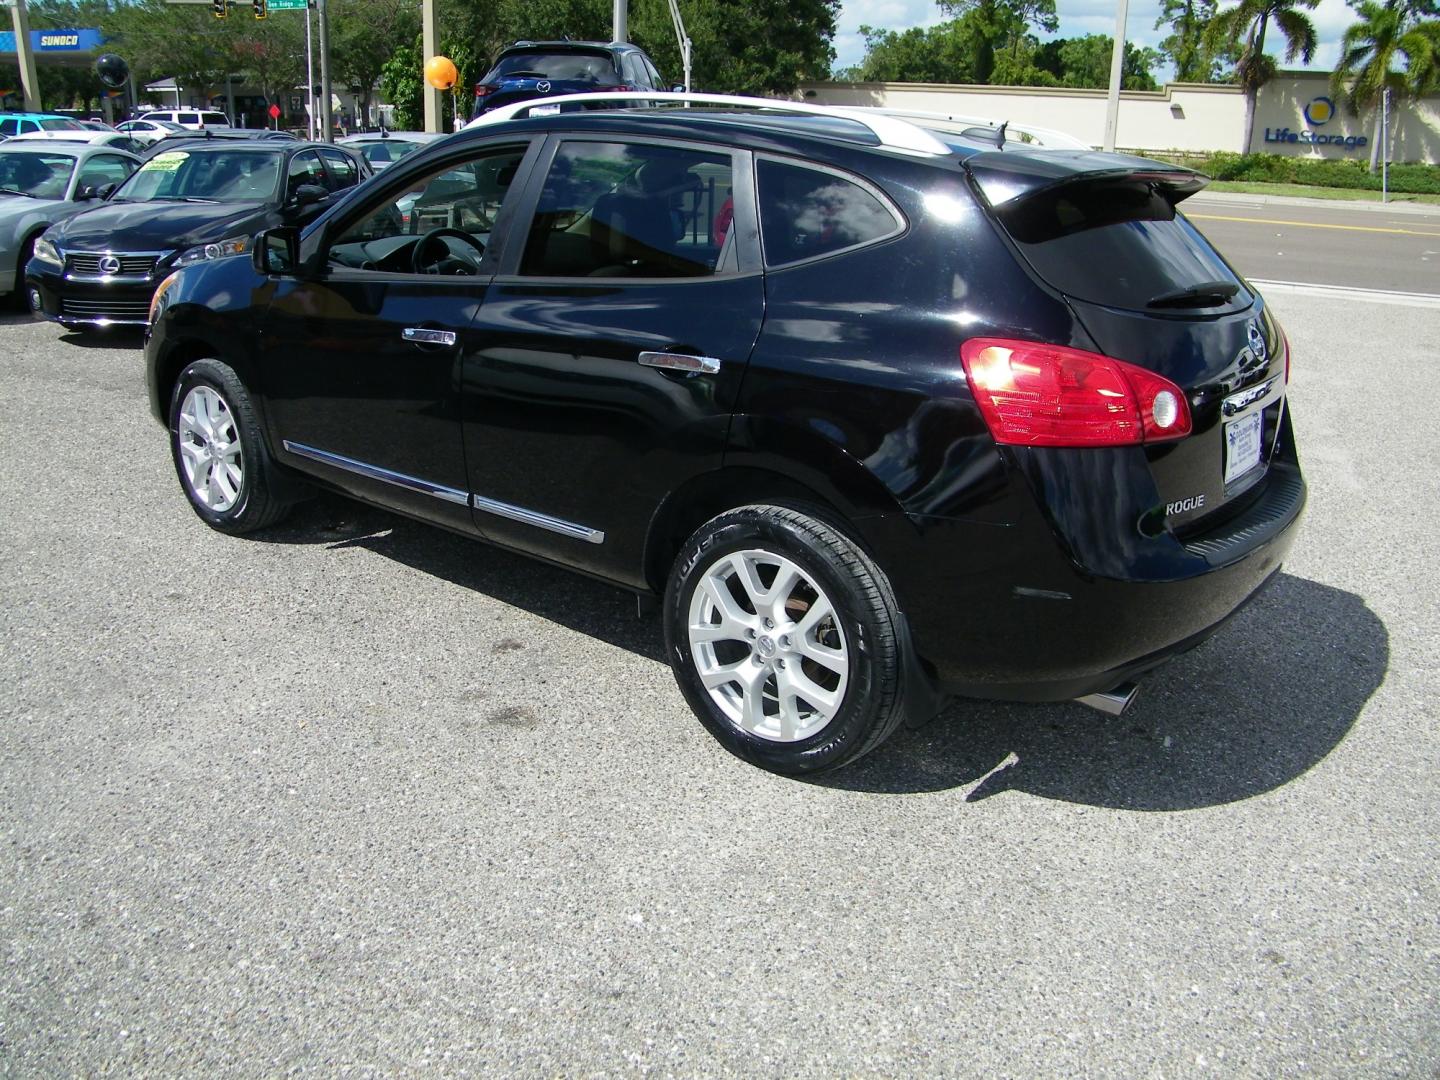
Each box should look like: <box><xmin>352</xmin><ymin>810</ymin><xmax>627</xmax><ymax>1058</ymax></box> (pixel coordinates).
<box><xmin>212</xmin><ymin>0</ymin><xmax>226</xmax><ymax>17</ymax></box>
<box><xmin>253</xmin><ymin>0</ymin><xmax>266</xmax><ymax>18</ymax></box>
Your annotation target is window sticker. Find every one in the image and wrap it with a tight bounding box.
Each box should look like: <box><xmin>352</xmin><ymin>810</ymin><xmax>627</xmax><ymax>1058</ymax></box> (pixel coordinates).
<box><xmin>140</xmin><ymin>152</ymin><xmax>189</xmax><ymax>173</ymax></box>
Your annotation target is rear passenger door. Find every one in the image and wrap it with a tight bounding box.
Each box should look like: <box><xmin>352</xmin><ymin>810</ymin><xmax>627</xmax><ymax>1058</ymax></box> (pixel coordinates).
<box><xmin>460</xmin><ymin>134</ymin><xmax>763</xmax><ymax>585</ymax></box>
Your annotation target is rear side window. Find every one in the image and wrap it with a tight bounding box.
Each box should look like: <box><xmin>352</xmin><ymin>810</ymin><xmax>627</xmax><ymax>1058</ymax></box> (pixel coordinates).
<box><xmin>997</xmin><ymin>180</ymin><xmax>1250</xmax><ymax>313</ymax></box>
<box><xmin>756</xmin><ymin>158</ymin><xmax>903</xmax><ymax>267</ymax></box>
<box><xmin>519</xmin><ymin>140</ymin><xmax>736</xmax><ymax>279</ymax></box>
<box><xmin>178</xmin><ymin>112</ymin><xmax>199</xmax><ymax>125</ymax></box>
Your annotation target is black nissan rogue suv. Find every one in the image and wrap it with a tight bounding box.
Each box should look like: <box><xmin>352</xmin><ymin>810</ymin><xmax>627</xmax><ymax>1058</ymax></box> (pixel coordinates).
<box><xmin>142</xmin><ymin>99</ymin><xmax>1305</xmax><ymax>776</ymax></box>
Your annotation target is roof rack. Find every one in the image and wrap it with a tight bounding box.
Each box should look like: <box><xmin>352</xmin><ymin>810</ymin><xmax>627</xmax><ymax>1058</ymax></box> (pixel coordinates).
<box><xmin>466</xmin><ymin>91</ymin><xmax>954</xmax><ymax>157</ymax></box>
<box><xmin>862</xmin><ymin>107</ymin><xmax>1092</xmax><ymax>151</ymax></box>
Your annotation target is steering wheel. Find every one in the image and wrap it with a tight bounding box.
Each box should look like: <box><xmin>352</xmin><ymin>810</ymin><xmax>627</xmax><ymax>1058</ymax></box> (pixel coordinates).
<box><xmin>411</xmin><ymin>227</ymin><xmax>486</xmax><ymax>275</ymax></box>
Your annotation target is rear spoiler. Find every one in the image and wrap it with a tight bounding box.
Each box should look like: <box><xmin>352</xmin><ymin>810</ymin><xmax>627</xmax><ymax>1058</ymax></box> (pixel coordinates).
<box><xmin>963</xmin><ymin>150</ymin><xmax>1208</xmax><ymax>210</ymax></box>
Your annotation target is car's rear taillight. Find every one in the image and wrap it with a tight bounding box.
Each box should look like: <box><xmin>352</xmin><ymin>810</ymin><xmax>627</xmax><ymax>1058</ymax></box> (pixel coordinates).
<box><xmin>960</xmin><ymin>337</ymin><xmax>1192</xmax><ymax>448</ymax></box>
<box><xmin>475</xmin><ymin>84</ymin><xmax>496</xmax><ymax>98</ymax></box>
<box><xmin>587</xmin><ymin>84</ymin><xmax>635</xmax><ymax>92</ymax></box>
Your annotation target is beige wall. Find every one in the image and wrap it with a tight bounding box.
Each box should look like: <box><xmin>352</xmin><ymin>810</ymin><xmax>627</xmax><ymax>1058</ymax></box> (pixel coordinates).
<box><xmin>801</xmin><ymin>74</ymin><xmax>1440</xmax><ymax>163</ymax></box>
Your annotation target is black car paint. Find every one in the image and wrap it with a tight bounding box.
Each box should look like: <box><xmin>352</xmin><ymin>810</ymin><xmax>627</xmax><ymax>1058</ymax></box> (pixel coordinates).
<box><xmin>27</xmin><ymin>140</ymin><xmax>366</xmax><ymax>327</ymax></box>
<box><xmin>145</xmin><ymin>112</ymin><xmax>1304</xmax><ymax>702</ymax></box>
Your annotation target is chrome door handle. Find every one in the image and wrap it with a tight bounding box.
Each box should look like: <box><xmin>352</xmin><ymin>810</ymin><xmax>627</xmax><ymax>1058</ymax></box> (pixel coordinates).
<box><xmin>402</xmin><ymin>327</ymin><xmax>457</xmax><ymax>346</ymax></box>
<box><xmin>638</xmin><ymin>351</ymin><xmax>721</xmax><ymax>376</ymax></box>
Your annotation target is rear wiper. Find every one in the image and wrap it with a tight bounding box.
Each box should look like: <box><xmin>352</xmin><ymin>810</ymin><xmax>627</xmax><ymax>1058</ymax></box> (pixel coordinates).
<box><xmin>1146</xmin><ymin>280</ymin><xmax>1240</xmax><ymax>309</ymax></box>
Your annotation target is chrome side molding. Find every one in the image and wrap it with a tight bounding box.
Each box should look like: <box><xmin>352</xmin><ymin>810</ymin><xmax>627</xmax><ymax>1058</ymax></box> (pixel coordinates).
<box><xmin>280</xmin><ymin>440</ymin><xmax>604</xmax><ymax>543</ymax></box>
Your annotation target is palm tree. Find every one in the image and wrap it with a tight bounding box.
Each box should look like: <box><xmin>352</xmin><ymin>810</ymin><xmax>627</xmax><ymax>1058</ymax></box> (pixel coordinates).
<box><xmin>1332</xmin><ymin>1</ymin><xmax>1440</xmax><ymax>169</ymax></box>
<box><xmin>1206</xmin><ymin>0</ymin><xmax>1320</xmax><ymax>151</ymax></box>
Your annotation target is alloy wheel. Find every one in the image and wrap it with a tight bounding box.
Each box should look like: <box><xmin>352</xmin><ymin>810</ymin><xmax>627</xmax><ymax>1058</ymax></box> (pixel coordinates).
<box><xmin>687</xmin><ymin>548</ymin><xmax>850</xmax><ymax>742</ymax></box>
<box><xmin>177</xmin><ymin>385</ymin><xmax>244</xmax><ymax>513</ymax></box>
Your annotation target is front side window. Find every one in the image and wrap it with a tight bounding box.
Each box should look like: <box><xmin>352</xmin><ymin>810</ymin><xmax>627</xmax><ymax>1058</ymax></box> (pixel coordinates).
<box><xmin>285</xmin><ymin>150</ymin><xmax>327</xmax><ymax>197</ymax></box>
<box><xmin>756</xmin><ymin>158</ymin><xmax>903</xmax><ymax>267</ymax></box>
<box><xmin>519</xmin><ymin>140</ymin><xmax>735</xmax><ymax>279</ymax></box>
<box><xmin>0</xmin><ymin>152</ymin><xmax>75</xmax><ymax>199</ymax></box>
<box><xmin>318</xmin><ymin>148</ymin><xmax>359</xmax><ymax>192</ymax></box>
<box><xmin>116</xmin><ymin>149</ymin><xmax>281</xmax><ymax>202</ymax></box>
<box><xmin>202</xmin><ymin>112</ymin><xmax>230</xmax><ymax>126</ymax></box>
<box><xmin>75</xmin><ymin>153</ymin><xmax>135</xmax><ymax>192</ymax></box>
<box><xmin>327</xmin><ymin>145</ymin><xmax>528</xmax><ymax>275</ymax></box>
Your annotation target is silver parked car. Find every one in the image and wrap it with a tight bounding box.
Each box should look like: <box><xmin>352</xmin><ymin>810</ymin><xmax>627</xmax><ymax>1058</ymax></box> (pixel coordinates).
<box><xmin>0</xmin><ymin>142</ymin><xmax>140</xmax><ymax>299</ymax></box>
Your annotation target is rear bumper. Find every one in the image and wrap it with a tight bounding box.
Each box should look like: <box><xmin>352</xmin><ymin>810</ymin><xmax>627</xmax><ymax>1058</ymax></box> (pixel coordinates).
<box><xmin>872</xmin><ymin>454</ymin><xmax>1306</xmax><ymax>703</ymax></box>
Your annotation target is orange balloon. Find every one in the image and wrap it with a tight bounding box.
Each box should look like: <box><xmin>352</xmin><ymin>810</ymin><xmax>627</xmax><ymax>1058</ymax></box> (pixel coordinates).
<box><xmin>425</xmin><ymin>55</ymin><xmax>458</xmax><ymax>90</ymax></box>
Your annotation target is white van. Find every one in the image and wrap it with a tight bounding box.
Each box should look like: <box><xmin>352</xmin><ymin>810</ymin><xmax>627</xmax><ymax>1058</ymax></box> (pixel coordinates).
<box><xmin>138</xmin><ymin>109</ymin><xmax>231</xmax><ymax>131</ymax></box>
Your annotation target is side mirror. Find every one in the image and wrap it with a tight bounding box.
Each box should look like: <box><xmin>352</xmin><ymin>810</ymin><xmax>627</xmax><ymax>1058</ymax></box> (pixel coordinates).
<box><xmin>254</xmin><ymin>226</ymin><xmax>299</xmax><ymax>275</ymax></box>
<box><xmin>672</xmin><ymin>85</ymin><xmax>686</xmax><ymax>93</ymax></box>
<box><xmin>76</xmin><ymin>184</ymin><xmax>99</xmax><ymax>201</ymax></box>
<box><xmin>289</xmin><ymin>183</ymin><xmax>328</xmax><ymax>208</ymax></box>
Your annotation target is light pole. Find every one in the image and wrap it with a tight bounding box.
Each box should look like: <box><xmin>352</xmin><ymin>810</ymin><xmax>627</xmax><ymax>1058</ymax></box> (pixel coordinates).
<box><xmin>8</xmin><ymin>0</ymin><xmax>42</xmax><ymax>112</ymax></box>
<box><xmin>614</xmin><ymin>0</ymin><xmax>627</xmax><ymax>42</ymax></box>
<box><xmin>422</xmin><ymin>0</ymin><xmax>441</xmax><ymax>132</ymax></box>
<box><xmin>1102</xmin><ymin>0</ymin><xmax>1130</xmax><ymax>152</ymax></box>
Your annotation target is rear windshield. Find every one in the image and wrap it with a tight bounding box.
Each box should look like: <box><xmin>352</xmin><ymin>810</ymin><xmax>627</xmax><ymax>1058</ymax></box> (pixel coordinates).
<box><xmin>997</xmin><ymin>179</ymin><xmax>1250</xmax><ymax>313</ymax></box>
<box><xmin>487</xmin><ymin>51</ymin><xmax>616</xmax><ymax>82</ymax></box>
<box><xmin>41</xmin><ymin>118</ymin><xmax>84</xmax><ymax>131</ymax></box>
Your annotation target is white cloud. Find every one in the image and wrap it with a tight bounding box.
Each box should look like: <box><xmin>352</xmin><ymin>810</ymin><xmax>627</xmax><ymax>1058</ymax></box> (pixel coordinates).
<box><xmin>831</xmin><ymin>0</ymin><xmax>1358</xmax><ymax>79</ymax></box>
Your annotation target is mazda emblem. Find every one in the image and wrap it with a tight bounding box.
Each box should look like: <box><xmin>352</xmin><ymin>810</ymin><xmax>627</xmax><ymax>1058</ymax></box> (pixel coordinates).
<box><xmin>98</xmin><ymin>255</ymin><xmax>121</xmax><ymax>275</ymax></box>
<box><xmin>537</xmin><ymin>80</ymin><xmax>551</xmax><ymax>93</ymax></box>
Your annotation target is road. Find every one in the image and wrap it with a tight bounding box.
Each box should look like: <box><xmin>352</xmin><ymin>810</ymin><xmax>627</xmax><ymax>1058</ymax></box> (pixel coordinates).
<box><xmin>2</xmin><ymin>282</ymin><xmax>1438</xmax><ymax>1075</ymax></box>
<box><xmin>1185</xmin><ymin>193</ymin><xmax>1440</xmax><ymax>295</ymax></box>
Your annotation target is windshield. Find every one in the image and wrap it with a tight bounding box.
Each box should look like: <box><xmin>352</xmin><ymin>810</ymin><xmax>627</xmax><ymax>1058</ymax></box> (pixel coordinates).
<box><xmin>114</xmin><ymin>148</ymin><xmax>281</xmax><ymax>202</ymax></box>
<box><xmin>487</xmin><ymin>51</ymin><xmax>616</xmax><ymax>82</ymax></box>
<box><xmin>0</xmin><ymin>152</ymin><xmax>75</xmax><ymax>198</ymax></box>
<box><xmin>40</xmin><ymin>118</ymin><xmax>84</xmax><ymax>131</ymax></box>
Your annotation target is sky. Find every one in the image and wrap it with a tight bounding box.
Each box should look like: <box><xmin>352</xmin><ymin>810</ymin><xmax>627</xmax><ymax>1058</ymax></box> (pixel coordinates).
<box><xmin>831</xmin><ymin>0</ymin><xmax>1360</xmax><ymax>80</ymax></box>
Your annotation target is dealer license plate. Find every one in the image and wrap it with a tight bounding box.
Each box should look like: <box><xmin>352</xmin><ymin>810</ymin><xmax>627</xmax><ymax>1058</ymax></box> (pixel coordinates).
<box><xmin>529</xmin><ymin>103</ymin><xmax>561</xmax><ymax>116</ymax></box>
<box><xmin>1224</xmin><ymin>410</ymin><xmax>1263</xmax><ymax>485</ymax></box>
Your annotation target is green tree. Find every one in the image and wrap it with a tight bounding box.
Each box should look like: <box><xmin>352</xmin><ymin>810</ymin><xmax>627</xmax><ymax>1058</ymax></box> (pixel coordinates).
<box><xmin>937</xmin><ymin>0</ymin><xmax>1056</xmax><ymax>84</ymax></box>
<box><xmin>1331</xmin><ymin>0</ymin><xmax>1440</xmax><ymax>168</ymax></box>
<box><xmin>331</xmin><ymin>0</ymin><xmax>420</xmax><ymax>124</ymax></box>
<box><xmin>1155</xmin><ymin>0</ymin><xmax>1235</xmax><ymax>82</ymax></box>
<box><xmin>1033</xmin><ymin>34</ymin><xmax>1161</xmax><ymax>89</ymax></box>
<box><xmin>1205</xmin><ymin>0</ymin><xmax>1320</xmax><ymax>152</ymax></box>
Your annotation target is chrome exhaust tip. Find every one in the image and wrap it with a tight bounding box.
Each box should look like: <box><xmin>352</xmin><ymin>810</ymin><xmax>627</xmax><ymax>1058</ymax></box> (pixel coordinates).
<box><xmin>1074</xmin><ymin>681</ymin><xmax>1139</xmax><ymax>717</ymax></box>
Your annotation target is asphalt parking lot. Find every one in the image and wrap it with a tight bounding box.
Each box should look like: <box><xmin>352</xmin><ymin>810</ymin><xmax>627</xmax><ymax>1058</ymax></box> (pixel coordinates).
<box><xmin>2</xmin><ymin>288</ymin><xmax>1437</xmax><ymax>1075</ymax></box>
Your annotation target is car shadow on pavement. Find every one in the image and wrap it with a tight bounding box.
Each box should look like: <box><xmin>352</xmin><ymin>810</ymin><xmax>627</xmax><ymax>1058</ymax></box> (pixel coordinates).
<box><xmin>57</xmin><ymin>328</ymin><xmax>146</xmax><ymax>349</ymax></box>
<box><xmin>256</xmin><ymin>494</ymin><xmax>667</xmax><ymax>662</ymax></box>
<box><xmin>826</xmin><ymin>574</ymin><xmax>1387</xmax><ymax>808</ymax></box>
<box><xmin>258</xmin><ymin>499</ymin><xmax>1385</xmax><ymax>810</ymax></box>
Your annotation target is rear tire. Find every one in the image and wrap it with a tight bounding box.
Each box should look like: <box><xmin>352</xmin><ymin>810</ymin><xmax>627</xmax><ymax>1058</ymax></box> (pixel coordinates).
<box><xmin>168</xmin><ymin>359</ymin><xmax>291</xmax><ymax>535</ymax></box>
<box><xmin>664</xmin><ymin>504</ymin><xmax>908</xmax><ymax>776</ymax></box>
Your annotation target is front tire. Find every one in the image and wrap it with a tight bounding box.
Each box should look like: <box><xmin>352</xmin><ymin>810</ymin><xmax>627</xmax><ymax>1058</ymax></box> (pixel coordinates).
<box><xmin>168</xmin><ymin>359</ymin><xmax>290</xmax><ymax>534</ymax></box>
<box><xmin>664</xmin><ymin>504</ymin><xmax>908</xmax><ymax>776</ymax></box>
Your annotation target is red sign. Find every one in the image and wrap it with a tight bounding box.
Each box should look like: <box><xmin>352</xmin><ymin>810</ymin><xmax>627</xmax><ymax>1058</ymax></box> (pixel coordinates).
<box><xmin>268</xmin><ymin>103</ymin><xmax>281</xmax><ymax>119</ymax></box>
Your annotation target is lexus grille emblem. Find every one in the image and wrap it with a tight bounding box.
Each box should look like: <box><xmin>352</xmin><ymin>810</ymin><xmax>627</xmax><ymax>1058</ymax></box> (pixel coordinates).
<box><xmin>98</xmin><ymin>255</ymin><xmax>121</xmax><ymax>275</ymax></box>
<box><xmin>1247</xmin><ymin>320</ymin><xmax>1267</xmax><ymax>362</ymax></box>
<box><xmin>537</xmin><ymin>80</ymin><xmax>551</xmax><ymax>93</ymax></box>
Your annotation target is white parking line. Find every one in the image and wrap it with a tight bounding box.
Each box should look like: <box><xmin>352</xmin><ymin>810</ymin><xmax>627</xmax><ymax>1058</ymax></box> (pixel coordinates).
<box><xmin>1250</xmin><ymin>278</ymin><xmax>1440</xmax><ymax>309</ymax></box>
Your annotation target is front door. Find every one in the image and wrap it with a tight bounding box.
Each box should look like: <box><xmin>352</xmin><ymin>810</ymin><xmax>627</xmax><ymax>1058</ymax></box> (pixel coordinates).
<box><xmin>461</xmin><ymin>135</ymin><xmax>765</xmax><ymax>586</ymax></box>
<box><xmin>260</xmin><ymin>138</ymin><xmax>538</xmax><ymax>531</ymax></box>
